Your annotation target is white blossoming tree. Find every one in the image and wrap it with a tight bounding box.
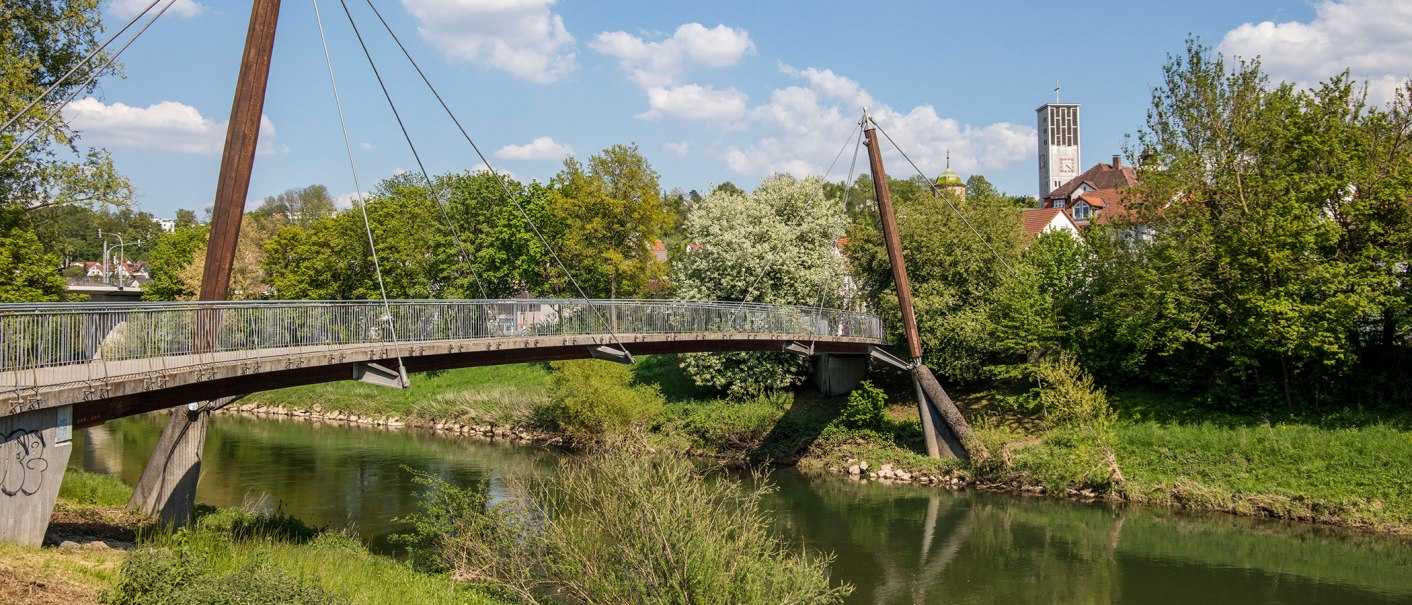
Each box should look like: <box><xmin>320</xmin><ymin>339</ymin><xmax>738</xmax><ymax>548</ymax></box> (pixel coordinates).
<box><xmin>674</xmin><ymin>175</ymin><xmax>848</xmax><ymax>398</ymax></box>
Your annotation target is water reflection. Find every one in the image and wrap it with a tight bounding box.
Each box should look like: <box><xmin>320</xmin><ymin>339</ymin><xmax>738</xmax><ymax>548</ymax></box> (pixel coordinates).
<box><xmin>74</xmin><ymin>414</ymin><xmax>1412</xmax><ymax>604</ymax></box>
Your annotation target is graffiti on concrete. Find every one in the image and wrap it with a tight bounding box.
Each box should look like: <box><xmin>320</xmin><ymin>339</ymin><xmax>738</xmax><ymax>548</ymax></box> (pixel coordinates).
<box><xmin>1</xmin><ymin>429</ymin><xmax>48</xmax><ymax>497</ymax></box>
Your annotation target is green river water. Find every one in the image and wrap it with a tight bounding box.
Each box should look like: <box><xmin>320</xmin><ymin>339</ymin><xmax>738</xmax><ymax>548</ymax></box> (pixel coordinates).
<box><xmin>72</xmin><ymin>413</ymin><xmax>1412</xmax><ymax>604</ymax></box>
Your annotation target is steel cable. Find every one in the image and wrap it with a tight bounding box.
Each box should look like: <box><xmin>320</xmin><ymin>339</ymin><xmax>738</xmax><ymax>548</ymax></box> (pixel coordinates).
<box><xmin>332</xmin><ymin>0</ymin><xmax>488</xmax><ymax>300</ymax></box>
<box><xmin>0</xmin><ymin>0</ymin><xmax>177</xmax><ymax>166</ymax></box>
<box><xmin>350</xmin><ymin>0</ymin><xmax>631</xmax><ymax>357</ymax></box>
<box><xmin>311</xmin><ymin>0</ymin><xmax>408</xmax><ymax>385</ymax></box>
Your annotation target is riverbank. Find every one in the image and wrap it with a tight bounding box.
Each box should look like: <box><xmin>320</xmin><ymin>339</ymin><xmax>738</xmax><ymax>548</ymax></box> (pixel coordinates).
<box><xmin>5</xmin><ymin>470</ymin><xmax>511</xmax><ymax>605</ymax></box>
<box><xmin>233</xmin><ymin>357</ymin><xmax>1412</xmax><ymax>536</ymax></box>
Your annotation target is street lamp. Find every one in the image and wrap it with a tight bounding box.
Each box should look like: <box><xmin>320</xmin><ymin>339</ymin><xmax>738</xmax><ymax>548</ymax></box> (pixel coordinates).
<box><xmin>97</xmin><ymin>230</ymin><xmax>142</xmax><ymax>289</ymax></box>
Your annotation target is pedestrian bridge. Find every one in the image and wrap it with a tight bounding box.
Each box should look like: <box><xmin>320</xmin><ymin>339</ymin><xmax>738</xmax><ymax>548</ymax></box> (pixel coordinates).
<box><xmin>0</xmin><ymin>299</ymin><xmax>885</xmax><ymax>428</ymax></box>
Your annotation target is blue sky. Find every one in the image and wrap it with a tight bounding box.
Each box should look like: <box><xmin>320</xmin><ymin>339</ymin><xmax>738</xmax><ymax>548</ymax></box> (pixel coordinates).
<box><xmin>63</xmin><ymin>0</ymin><xmax>1412</xmax><ymax>217</ymax></box>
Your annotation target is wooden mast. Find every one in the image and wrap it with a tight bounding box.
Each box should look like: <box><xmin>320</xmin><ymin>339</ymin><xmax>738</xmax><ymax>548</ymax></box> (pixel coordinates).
<box><xmin>200</xmin><ymin>0</ymin><xmax>282</xmax><ymax>300</ymax></box>
<box><xmin>860</xmin><ymin>111</ymin><xmax>985</xmax><ymax>461</ymax></box>
<box><xmin>130</xmin><ymin>0</ymin><xmax>282</xmax><ymax>527</ymax></box>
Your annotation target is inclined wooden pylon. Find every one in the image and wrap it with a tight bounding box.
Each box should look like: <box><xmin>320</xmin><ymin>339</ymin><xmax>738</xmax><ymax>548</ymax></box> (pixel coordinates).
<box><xmin>860</xmin><ymin>111</ymin><xmax>986</xmax><ymax>461</ymax></box>
<box><xmin>128</xmin><ymin>0</ymin><xmax>282</xmax><ymax>527</ymax></box>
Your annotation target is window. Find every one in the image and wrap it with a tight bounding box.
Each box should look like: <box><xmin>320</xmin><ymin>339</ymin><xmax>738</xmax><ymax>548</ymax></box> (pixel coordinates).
<box><xmin>1073</xmin><ymin>202</ymin><xmax>1090</xmax><ymax>221</ymax></box>
<box><xmin>1054</xmin><ymin>198</ymin><xmax>1066</xmax><ymax>209</ymax></box>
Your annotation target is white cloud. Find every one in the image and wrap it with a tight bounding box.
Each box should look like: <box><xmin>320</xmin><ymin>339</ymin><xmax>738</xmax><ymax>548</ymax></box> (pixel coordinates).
<box><xmin>665</xmin><ymin>141</ymin><xmax>690</xmax><ymax>158</ymax></box>
<box><xmin>359</xmin><ymin>142</ymin><xmax>373</xmax><ymax>151</ymax></box>
<box><xmin>111</xmin><ymin>0</ymin><xmax>204</xmax><ymax>19</ymax></box>
<box><xmin>638</xmin><ymin>85</ymin><xmax>748</xmax><ymax>121</ymax></box>
<box><xmin>402</xmin><ymin>0</ymin><xmax>575</xmax><ymax>84</ymax></box>
<box><xmin>64</xmin><ymin>97</ymin><xmax>278</xmax><ymax>155</ymax></box>
<box><xmin>591</xmin><ymin>23</ymin><xmax>755</xmax><ymax>88</ymax></box>
<box><xmin>1219</xmin><ymin>0</ymin><xmax>1412</xmax><ymax>103</ymax></box>
<box><xmin>493</xmin><ymin>136</ymin><xmax>573</xmax><ymax>160</ymax></box>
<box><xmin>724</xmin><ymin>65</ymin><xmax>1035</xmax><ymax>180</ymax></box>
<box><xmin>591</xmin><ymin>23</ymin><xmax>754</xmax><ymax>123</ymax></box>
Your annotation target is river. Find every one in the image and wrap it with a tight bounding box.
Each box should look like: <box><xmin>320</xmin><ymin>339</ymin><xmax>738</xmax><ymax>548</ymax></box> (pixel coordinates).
<box><xmin>72</xmin><ymin>413</ymin><xmax>1412</xmax><ymax>604</ymax></box>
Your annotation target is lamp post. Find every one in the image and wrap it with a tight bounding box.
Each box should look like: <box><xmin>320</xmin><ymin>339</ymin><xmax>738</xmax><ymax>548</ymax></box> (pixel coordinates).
<box><xmin>97</xmin><ymin>230</ymin><xmax>141</xmax><ymax>288</ymax></box>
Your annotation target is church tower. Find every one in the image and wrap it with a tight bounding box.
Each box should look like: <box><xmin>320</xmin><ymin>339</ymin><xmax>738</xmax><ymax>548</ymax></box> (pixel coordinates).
<box><xmin>1037</xmin><ymin>86</ymin><xmax>1080</xmax><ymax>199</ymax></box>
<box><xmin>934</xmin><ymin>151</ymin><xmax>965</xmax><ymax>201</ymax></box>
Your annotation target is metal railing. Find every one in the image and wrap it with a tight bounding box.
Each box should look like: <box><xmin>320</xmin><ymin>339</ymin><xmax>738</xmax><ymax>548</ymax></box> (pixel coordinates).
<box><xmin>0</xmin><ymin>299</ymin><xmax>884</xmax><ymax>398</ymax></box>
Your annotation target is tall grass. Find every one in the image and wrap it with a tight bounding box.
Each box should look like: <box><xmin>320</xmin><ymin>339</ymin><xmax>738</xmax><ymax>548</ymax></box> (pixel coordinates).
<box><xmin>398</xmin><ymin>450</ymin><xmax>852</xmax><ymax>604</ymax></box>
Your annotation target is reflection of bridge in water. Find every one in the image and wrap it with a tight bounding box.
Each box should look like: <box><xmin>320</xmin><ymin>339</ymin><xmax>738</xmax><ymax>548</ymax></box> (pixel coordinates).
<box><xmin>1</xmin><ymin>298</ymin><xmax>885</xmax><ymax>428</ymax></box>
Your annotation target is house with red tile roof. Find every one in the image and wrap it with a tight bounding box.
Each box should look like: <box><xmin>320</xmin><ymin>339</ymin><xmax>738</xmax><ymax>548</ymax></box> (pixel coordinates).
<box><xmin>1041</xmin><ymin>155</ymin><xmax>1140</xmax><ymax>229</ymax></box>
<box><xmin>1020</xmin><ymin>207</ymin><xmax>1081</xmax><ymax>240</ymax></box>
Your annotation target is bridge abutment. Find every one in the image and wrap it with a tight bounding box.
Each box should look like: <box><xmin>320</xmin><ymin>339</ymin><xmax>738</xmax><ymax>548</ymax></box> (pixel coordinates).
<box><xmin>0</xmin><ymin>405</ymin><xmax>73</xmax><ymax>546</ymax></box>
<box><xmin>812</xmin><ymin>354</ymin><xmax>869</xmax><ymax>397</ymax></box>
<box><xmin>128</xmin><ymin>406</ymin><xmax>210</xmax><ymax>528</ymax></box>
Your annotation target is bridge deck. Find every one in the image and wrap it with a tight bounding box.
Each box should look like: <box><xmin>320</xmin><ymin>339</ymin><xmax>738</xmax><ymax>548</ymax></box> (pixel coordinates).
<box><xmin>0</xmin><ymin>299</ymin><xmax>886</xmax><ymax>425</ymax></box>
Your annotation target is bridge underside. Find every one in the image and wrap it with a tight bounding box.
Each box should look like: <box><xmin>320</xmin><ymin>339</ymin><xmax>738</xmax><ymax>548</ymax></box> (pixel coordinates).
<box><xmin>35</xmin><ymin>333</ymin><xmax>875</xmax><ymax>429</ymax></box>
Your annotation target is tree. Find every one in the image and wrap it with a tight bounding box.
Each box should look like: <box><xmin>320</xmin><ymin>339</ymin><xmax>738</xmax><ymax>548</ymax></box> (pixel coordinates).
<box><xmin>0</xmin><ymin>208</ymin><xmax>65</xmax><ymax>301</ymax></box>
<box><xmin>550</xmin><ymin>144</ymin><xmax>671</xmax><ymax>298</ymax></box>
<box><xmin>142</xmin><ymin>223</ymin><xmax>208</xmax><ymax>301</ymax></box>
<box><xmin>263</xmin><ymin>174</ymin><xmax>452</xmax><ymax>300</ymax></box>
<box><xmin>1</xmin><ymin>1</ymin><xmax>132</xmax><ymax>212</ymax></box>
<box><xmin>254</xmin><ymin>184</ymin><xmax>336</xmax><ymax>228</ymax></box>
<box><xmin>674</xmin><ymin>174</ymin><xmax>847</xmax><ymax>397</ymax></box>
<box><xmin>0</xmin><ymin>2</ymin><xmax>132</xmax><ymax>298</ymax></box>
<box><xmin>1086</xmin><ymin>39</ymin><xmax>1412</xmax><ymax>407</ymax></box>
<box><xmin>439</xmin><ymin>170</ymin><xmax>560</xmax><ymax>298</ymax></box>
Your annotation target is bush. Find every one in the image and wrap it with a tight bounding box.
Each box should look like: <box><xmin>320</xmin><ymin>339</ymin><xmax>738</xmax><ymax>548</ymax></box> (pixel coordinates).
<box><xmin>838</xmin><ymin>381</ymin><xmax>887</xmax><ymax>431</ymax></box>
<box><xmin>399</xmin><ymin>450</ymin><xmax>852</xmax><ymax>604</ymax></box>
<box><xmin>1035</xmin><ymin>352</ymin><xmax>1123</xmax><ymax>488</ymax></box>
<box><xmin>542</xmin><ymin>359</ymin><xmax>664</xmax><ymax>440</ymax></box>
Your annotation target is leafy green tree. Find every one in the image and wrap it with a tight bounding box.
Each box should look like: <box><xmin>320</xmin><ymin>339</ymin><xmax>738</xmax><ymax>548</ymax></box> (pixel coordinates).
<box><xmin>142</xmin><ymin>223</ymin><xmax>208</xmax><ymax>300</ymax></box>
<box><xmin>1</xmin><ymin>1</ymin><xmax>132</xmax><ymax>212</ymax></box>
<box><xmin>550</xmin><ymin>144</ymin><xmax>671</xmax><ymax>298</ymax></box>
<box><xmin>675</xmin><ymin>174</ymin><xmax>847</xmax><ymax>397</ymax></box>
<box><xmin>1083</xmin><ymin>39</ymin><xmax>1412</xmax><ymax>407</ymax></box>
<box><xmin>0</xmin><ymin>208</ymin><xmax>64</xmax><ymax>301</ymax></box>
<box><xmin>439</xmin><ymin>170</ymin><xmax>560</xmax><ymax>298</ymax></box>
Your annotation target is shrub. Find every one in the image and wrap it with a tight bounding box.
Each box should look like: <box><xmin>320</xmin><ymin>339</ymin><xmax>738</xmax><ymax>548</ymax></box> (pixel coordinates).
<box><xmin>399</xmin><ymin>450</ymin><xmax>852</xmax><ymax>604</ymax></box>
<box><xmin>543</xmin><ymin>359</ymin><xmax>665</xmax><ymax>440</ymax></box>
<box><xmin>838</xmin><ymin>381</ymin><xmax>887</xmax><ymax>431</ymax></box>
<box><xmin>1035</xmin><ymin>352</ymin><xmax>1123</xmax><ymax>488</ymax></box>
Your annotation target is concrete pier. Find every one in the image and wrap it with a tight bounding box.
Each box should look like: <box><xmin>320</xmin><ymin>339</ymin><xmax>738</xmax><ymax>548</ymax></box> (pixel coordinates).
<box><xmin>0</xmin><ymin>405</ymin><xmax>73</xmax><ymax>545</ymax></box>
<box><xmin>129</xmin><ymin>406</ymin><xmax>210</xmax><ymax>528</ymax></box>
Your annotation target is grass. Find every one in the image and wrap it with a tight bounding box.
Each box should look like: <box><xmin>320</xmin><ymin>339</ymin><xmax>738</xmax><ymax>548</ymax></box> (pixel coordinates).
<box><xmin>107</xmin><ymin>507</ymin><xmax>512</xmax><ymax>605</ymax></box>
<box><xmin>242</xmin><ymin>364</ymin><xmax>550</xmax><ymax>425</ymax></box>
<box><xmin>58</xmin><ymin>468</ymin><xmax>135</xmax><ymax>507</ymax></box>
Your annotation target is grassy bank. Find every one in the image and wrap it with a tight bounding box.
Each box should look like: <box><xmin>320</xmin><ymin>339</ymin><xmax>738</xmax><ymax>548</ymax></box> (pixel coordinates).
<box><xmin>230</xmin><ymin>356</ymin><xmax>1412</xmax><ymax>535</ymax></box>
<box><xmin>242</xmin><ymin>364</ymin><xmax>549</xmax><ymax>425</ymax></box>
<box><xmin>2</xmin><ymin>470</ymin><xmax>510</xmax><ymax>605</ymax></box>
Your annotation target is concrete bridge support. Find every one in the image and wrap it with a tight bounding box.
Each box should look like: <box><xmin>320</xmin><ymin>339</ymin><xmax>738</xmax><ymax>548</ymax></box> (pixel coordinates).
<box><xmin>812</xmin><ymin>354</ymin><xmax>869</xmax><ymax>397</ymax></box>
<box><xmin>128</xmin><ymin>406</ymin><xmax>210</xmax><ymax>528</ymax></box>
<box><xmin>0</xmin><ymin>405</ymin><xmax>73</xmax><ymax>546</ymax></box>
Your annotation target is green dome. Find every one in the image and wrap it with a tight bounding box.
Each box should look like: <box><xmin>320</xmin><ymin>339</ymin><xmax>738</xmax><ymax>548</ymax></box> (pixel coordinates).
<box><xmin>935</xmin><ymin>168</ymin><xmax>963</xmax><ymax>187</ymax></box>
